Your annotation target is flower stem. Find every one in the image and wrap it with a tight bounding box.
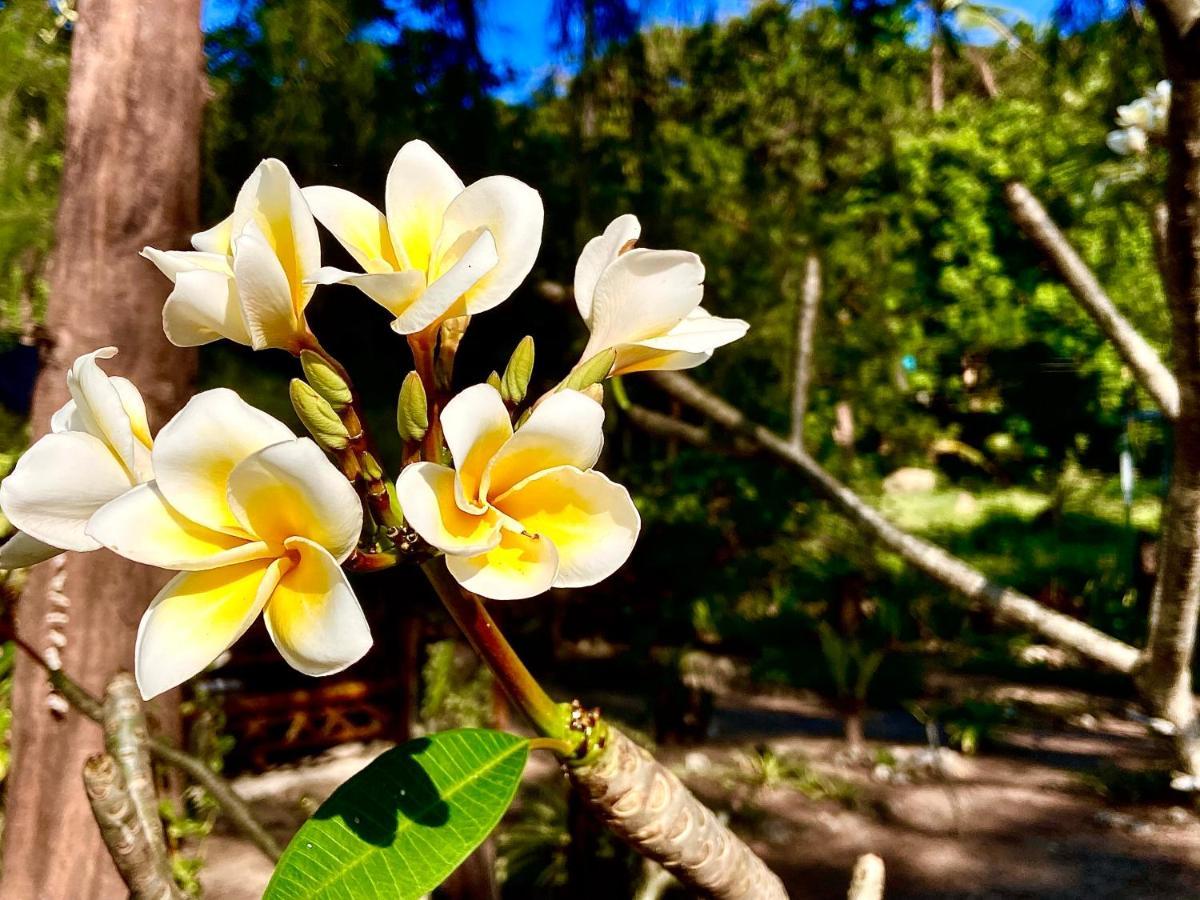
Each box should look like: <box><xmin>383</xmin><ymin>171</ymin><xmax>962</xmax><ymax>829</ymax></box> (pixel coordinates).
<box><xmin>421</xmin><ymin>559</ymin><xmax>569</xmax><ymax>744</ymax></box>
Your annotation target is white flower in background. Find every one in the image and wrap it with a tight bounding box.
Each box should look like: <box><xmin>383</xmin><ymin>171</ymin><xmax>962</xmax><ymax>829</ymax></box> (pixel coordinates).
<box><xmin>0</xmin><ymin>348</ymin><xmax>152</xmax><ymax>569</ymax></box>
<box><xmin>303</xmin><ymin>140</ymin><xmax>544</xmax><ymax>334</ymax></box>
<box><xmin>86</xmin><ymin>389</ymin><xmax>370</xmax><ymax>699</ymax></box>
<box><xmin>1108</xmin><ymin>80</ymin><xmax>1171</xmax><ymax>156</ymax></box>
<box><xmin>396</xmin><ymin>384</ymin><xmax>640</xmax><ymax>601</ymax></box>
<box><xmin>142</xmin><ymin>159</ymin><xmax>321</xmax><ymax>352</ymax></box>
<box><xmin>574</xmin><ymin>215</ymin><xmax>749</xmax><ymax>377</ymax></box>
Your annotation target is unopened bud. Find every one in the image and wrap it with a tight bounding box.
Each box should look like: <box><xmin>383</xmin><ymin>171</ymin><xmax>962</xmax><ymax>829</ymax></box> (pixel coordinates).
<box><xmin>501</xmin><ymin>336</ymin><xmax>535</xmax><ymax>404</ymax></box>
<box><xmin>397</xmin><ymin>372</ymin><xmax>429</xmax><ymax>442</ymax></box>
<box><xmin>299</xmin><ymin>350</ymin><xmax>352</xmax><ymax>409</ymax></box>
<box><xmin>560</xmin><ymin>349</ymin><xmax>616</xmax><ymax>393</ymax></box>
<box><xmin>290</xmin><ymin>379</ymin><xmax>351</xmax><ymax>450</ymax></box>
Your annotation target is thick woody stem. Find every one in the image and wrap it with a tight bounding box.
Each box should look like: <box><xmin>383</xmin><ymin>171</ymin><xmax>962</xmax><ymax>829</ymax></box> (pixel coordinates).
<box><xmin>420</xmin><ymin>560</ymin><xmax>788</xmax><ymax>899</ymax></box>
<box><xmin>12</xmin><ymin>634</ymin><xmax>282</xmax><ymax>861</ymax></box>
<box><xmin>1004</xmin><ymin>181</ymin><xmax>1180</xmax><ymax>419</ymax></box>
<box><xmin>648</xmin><ymin>371</ymin><xmax>1142</xmax><ymax>675</ymax></box>
<box><xmin>82</xmin><ymin>754</ymin><xmax>185</xmax><ymax>900</ymax></box>
<box><xmin>570</xmin><ymin>727</ymin><xmax>787</xmax><ymax>900</ymax></box>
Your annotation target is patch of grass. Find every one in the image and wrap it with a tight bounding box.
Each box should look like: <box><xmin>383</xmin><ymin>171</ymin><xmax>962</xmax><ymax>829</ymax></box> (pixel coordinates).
<box><xmin>737</xmin><ymin>746</ymin><xmax>861</xmax><ymax>807</ymax></box>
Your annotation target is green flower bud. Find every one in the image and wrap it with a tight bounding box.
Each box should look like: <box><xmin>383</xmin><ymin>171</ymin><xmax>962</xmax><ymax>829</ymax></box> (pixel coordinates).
<box><xmin>299</xmin><ymin>350</ymin><xmax>353</xmax><ymax>410</ymax></box>
<box><xmin>289</xmin><ymin>379</ymin><xmax>351</xmax><ymax>451</ymax></box>
<box><xmin>501</xmin><ymin>335</ymin><xmax>535</xmax><ymax>404</ymax></box>
<box><xmin>397</xmin><ymin>372</ymin><xmax>429</xmax><ymax>443</ymax></box>
<box><xmin>486</xmin><ymin>370</ymin><xmax>503</xmax><ymax>392</ymax></box>
<box><xmin>560</xmin><ymin>349</ymin><xmax>616</xmax><ymax>393</ymax></box>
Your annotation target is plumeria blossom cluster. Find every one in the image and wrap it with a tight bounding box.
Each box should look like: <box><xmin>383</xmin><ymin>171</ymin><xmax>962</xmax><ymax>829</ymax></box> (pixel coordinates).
<box><xmin>1106</xmin><ymin>80</ymin><xmax>1171</xmax><ymax>157</ymax></box>
<box><xmin>0</xmin><ymin>140</ymin><xmax>748</xmax><ymax>701</ymax></box>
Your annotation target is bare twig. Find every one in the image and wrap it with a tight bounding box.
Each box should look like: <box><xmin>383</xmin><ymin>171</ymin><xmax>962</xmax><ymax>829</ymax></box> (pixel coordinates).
<box><xmin>11</xmin><ymin>634</ymin><xmax>282</xmax><ymax>861</ymax></box>
<box><xmin>847</xmin><ymin>853</ymin><xmax>885</xmax><ymax>900</ymax></box>
<box><xmin>82</xmin><ymin>754</ymin><xmax>185</xmax><ymax>900</ymax></box>
<box><xmin>789</xmin><ymin>252</ymin><xmax>821</xmax><ymax>449</ymax></box>
<box><xmin>647</xmin><ymin>371</ymin><xmax>1141</xmax><ymax>675</ymax></box>
<box><xmin>1004</xmin><ymin>181</ymin><xmax>1180</xmax><ymax>419</ymax></box>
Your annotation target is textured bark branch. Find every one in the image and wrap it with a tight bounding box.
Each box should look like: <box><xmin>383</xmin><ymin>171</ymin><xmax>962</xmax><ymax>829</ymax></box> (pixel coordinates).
<box><xmin>1135</xmin><ymin>11</ymin><xmax>1200</xmax><ymax>775</ymax></box>
<box><xmin>103</xmin><ymin>674</ymin><xmax>169</xmax><ymax>871</ymax></box>
<box><xmin>648</xmin><ymin>371</ymin><xmax>1141</xmax><ymax>675</ymax></box>
<box><xmin>82</xmin><ymin>754</ymin><xmax>185</xmax><ymax>900</ymax></box>
<box><xmin>570</xmin><ymin>727</ymin><xmax>787</xmax><ymax>900</ymax></box>
<box><xmin>847</xmin><ymin>853</ymin><xmax>885</xmax><ymax>900</ymax></box>
<box><xmin>626</xmin><ymin>402</ymin><xmax>714</xmax><ymax>447</ymax></box>
<box><xmin>1004</xmin><ymin>181</ymin><xmax>1180</xmax><ymax>418</ymax></box>
<box><xmin>12</xmin><ymin>636</ymin><xmax>282</xmax><ymax>862</ymax></box>
<box><xmin>789</xmin><ymin>252</ymin><xmax>821</xmax><ymax>449</ymax></box>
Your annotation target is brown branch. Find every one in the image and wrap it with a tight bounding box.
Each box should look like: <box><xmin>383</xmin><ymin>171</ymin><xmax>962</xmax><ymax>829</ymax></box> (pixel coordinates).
<box><xmin>82</xmin><ymin>754</ymin><xmax>185</xmax><ymax>900</ymax></box>
<box><xmin>1147</xmin><ymin>0</ymin><xmax>1200</xmax><ymax>40</ymax></box>
<box><xmin>11</xmin><ymin>634</ymin><xmax>282</xmax><ymax>861</ymax></box>
<box><xmin>104</xmin><ymin>674</ymin><xmax>169</xmax><ymax>868</ymax></box>
<box><xmin>648</xmin><ymin>371</ymin><xmax>1142</xmax><ymax>675</ymax></box>
<box><xmin>789</xmin><ymin>252</ymin><xmax>821</xmax><ymax>449</ymax></box>
<box><xmin>1004</xmin><ymin>181</ymin><xmax>1180</xmax><ymax>419</ymax></box>
<box><xmin>570</xmin><ymin>727</ymin><xmax>787</xmax><ymax>900</ymax></box>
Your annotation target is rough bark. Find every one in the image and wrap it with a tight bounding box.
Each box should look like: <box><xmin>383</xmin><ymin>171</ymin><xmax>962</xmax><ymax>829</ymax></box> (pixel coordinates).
<box><xmin>1004</xmin><ymin>181</ymin><xmax>1180</xmax><ymax>419</ymax></box>
<box><xmin>930</xmin><ymin>28</ymin><xmax>945</xmax><ymax>113</ymax></box>
<box><xmin>570</xmin><ymin>727</ymin><xmax>788</xmax><ymax>900</ymax></box>
<box><xmin>648</xmin><ymin>371</ymin><xmax>1142</xmax><ymax>675</ymax></box>
<box><xmin>789</xmin><ymin>252</ymin><xmax>821</xmax><ymax>449</ymax></box>
<box><xmin>1137</xmin><ymin>5</ymin><xmax>1200</xmax><ymax>775</ymax></box>
<box><xmin>0</xmin><ymin>1</ymin><xmax>203</xmax><ymax>896</ymax></box>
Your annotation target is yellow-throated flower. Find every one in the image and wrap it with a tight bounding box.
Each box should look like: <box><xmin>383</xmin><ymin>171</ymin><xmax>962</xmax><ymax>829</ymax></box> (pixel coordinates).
<box><xmin>396</xmin><ymin>384</ymin><xmax>640</xmax><ymax>600</ymax></box>
<box><xmin>86</xmin><ymin>389</ymin><xmax>369</xmax><ymax>699</ymax></box>
<box><xmin>0</xmin><ymin>348</ymin><xmax>152</xmax><ymax>568</ymax></box>
<box><xmin>303</xmin><ymin>140</ymin><xmax>543</xmax><ymax>334</ymax></box>
<box><xmin>142</xmin><ymin>159</ymin><xmax>321</xmax><ymax>352</ymax></box>
<box><xmin>575</xmin><ymin>214</ymin><xmax>748</xmax><ymax>376</ymax></box>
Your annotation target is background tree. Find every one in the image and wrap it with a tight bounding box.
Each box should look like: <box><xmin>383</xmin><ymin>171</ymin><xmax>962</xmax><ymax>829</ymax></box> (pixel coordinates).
<box><xmin>0</xmin><ymin>2</ymin><xmax>203</xmax><ymax>896</ymax></box>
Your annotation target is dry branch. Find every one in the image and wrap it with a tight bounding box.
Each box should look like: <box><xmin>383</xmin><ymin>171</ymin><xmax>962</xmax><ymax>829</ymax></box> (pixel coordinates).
<box><xmin>646</xmin><ymin>371</ymin><xmax>1141</xmax><ymax>675</ymax></box>
<box><xmin>789</xmin><ymin>252</ymin><xmax>821</xmax><ymax>449</ymax></box>
<box><xmin>1004</xmin><ymin>181</ymin><xmax>1180</xmax><ymax>419</ymax></box>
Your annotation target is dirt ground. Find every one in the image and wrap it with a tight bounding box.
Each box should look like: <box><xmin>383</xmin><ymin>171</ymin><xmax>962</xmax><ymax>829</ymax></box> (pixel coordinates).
<box><xmin>199</xmin><ymin>674</ymin><xmax>1200</xmax><ymax>899</ymax></box>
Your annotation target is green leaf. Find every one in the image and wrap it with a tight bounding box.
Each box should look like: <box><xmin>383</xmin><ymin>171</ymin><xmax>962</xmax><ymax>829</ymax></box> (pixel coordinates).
<box><xmin>266</xmin><ymin>729</ymin><xmax>529</xmax><ymax>900</ymax></box>
<box><xmin>559</xmin><ymin>349</ymin><xmax>615</xmax><ymax>393</ymax></box>
<box><xmin>397</xmin><ymin>372</ymin><xmax>428</xmax><ymax>443</ymax></box>
<box><xmin>500</xmin><ymin>335</ymin><xmax>535</xmax><ymax>404</ymax></box>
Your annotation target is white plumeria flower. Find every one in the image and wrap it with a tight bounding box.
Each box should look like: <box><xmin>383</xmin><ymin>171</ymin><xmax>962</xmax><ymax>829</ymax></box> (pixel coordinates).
<box><xmin>574</xmin><ymin>215</ymin><xmax>749</xmax><ymax>377</ymax></box>
<box><xmin>396</xmin><ymin>384</ymin><xmax>640</xmax><ymax>601</ymax></box>
<box><xmin>1106</xmin><ymin>126</ymin><xmax>1149</xmax><ymax>156</ymax></box>
<box><xmin>1116</xmin><ymin>96</ymin><xmax>1157</xmax><ymax>132</ymax></box>
<box><xmin>142</xmin><ymin>159</ymin><xmax>321</xmax><ymax>352</ymax></box>
<box><xmin>0</xmin><ymin>348</ymin><xmax>152</xmax><ymax>569</ymax></box>
<box><xmin>302</xmin><ymin>140</ymin><xmax>544</xmax><ymax>334</ymax></box>
<box><xmin>85</xmin><ymin>389</ymin><xmax>370</xmax><ymax>699</ymax></box>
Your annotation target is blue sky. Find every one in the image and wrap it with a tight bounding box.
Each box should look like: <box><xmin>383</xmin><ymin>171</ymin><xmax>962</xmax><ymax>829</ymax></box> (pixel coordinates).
<box><xmin>201</xmin><ymin>0</ymin><xmax>1062</xmax><ymax>103</ymax></box>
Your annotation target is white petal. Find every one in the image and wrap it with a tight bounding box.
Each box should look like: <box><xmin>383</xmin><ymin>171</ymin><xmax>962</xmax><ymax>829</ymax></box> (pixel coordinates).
<box><xmin>88</xmin><ymin>483</ymin><xmax>274</xmax><ymax>571</ymax></box>
<box><xmin>263</xmin><ymin>537</ymin><xmax>372</xmax><ymax>677</ymax></box>
<box><xmin>574</xmin><ymin>214</ymin><xmax>641</xmax><ymax>323</ymax></box>
<box><xmin>152</xmin><ymin>388</ymin><xmax>295</xmax><ymax>536</ymax></box>
<box><xmin>391</xmin><ymin>230</ymin><xmax>497</xmax><ymax>334</ymax></box>
<box><xmin>431</xmin><ymin>176</ymin><xmax>543</xmax><ymax>316</ymax></box>
<box><xmin>308</xmin><ymin>267</ymin><xmax>428</xmax><ymax>320</ymax></box>
<box><xmin>445</xmin><ymin>529</ymin><xmax>559</xmax><ymax>601</ymax></box>
<box><xmin>483</xmin><ymin>390</ymin><xmax>604</xmax><ymax>499</ymax></box>
<box><xmin>64</xmin><ymin>348</ymin><xmax>140</xmax><ymax>479</ymax></box>
<box><xmin>0</xmin><ymin>431</ymin><xmax>132</xmax><ymax>552</ymax></box>
<box><xmin>384</xmin><ymin>140</ymin><xmax>465</xmax><ymax>272</ymax></box>
<box><xmin>163</xmin><ymin>268</ymin><xmax>252</xmax><ymax>348</ymax></box>
<box><xmin>302</xmin><ymin>186</ymin><xmax>396</xmax><ymax>272</ymax></box>
<box><xmin>191</xmin><ymin>213</ymin><xmax>235</xmax><ymax>254</ymax></box>
<box><xmin>395</xmin><ymin>462</ymin><xmax>502</xmax><ymax>555</ymax></box>
<box><xmin>135</xmin><ymin>558</ymin><xmax>282</xmax><ymax>700</ymax></box>
<box><xmin>226</xmin><ymin>438</ymin><xmax>362</xmax><ymax>563</ymax></box>
<box><xmin>440</xmin><ymin>384</ymin><xmax>512</xmax><ymax>510</ymax></box>
<box><xmin>0</xmin><ymin>531</ymin><xmax>63</xmax><ymax>569</ymax></box>
<box><xmin>230</xmin><ymin>159</ymin><xmax>321</xmax><ymax>303</ymax></box>
<box><xmin>233</xmin><ymin>223</ymin><xmax>305</xmax><ymax>351</ymax></box>
<box><xmin>582</xmin><ymin>248</ymin><xmax>705</xmax><ymax>360</ymax></box>
<box><xmin>108</xmin><ymin>376</ymin><xmax>153</xmax><ymax>450</ymax></box>
<box><xmin>612</xmin><ymin>308</ymin><xmax>749</xmax><ymax>375</ymax></box>
<box><xmin>494</xmin><ymin>466</ymin><xmax>639</xmax><ymax>589</ymax></box>
<box><xmin>140</xmin><ymin>248</ymin><xmax>232</xmax><ymax>283</ymax></box>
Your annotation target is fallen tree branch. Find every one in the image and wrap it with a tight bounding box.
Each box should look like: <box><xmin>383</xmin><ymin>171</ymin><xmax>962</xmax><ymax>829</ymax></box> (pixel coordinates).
<box><xmin>1004</xmin><ymin>181</ymin><xmax>1180</xmax><ymax>419</ymax></box>
<box><xmin>11</xmin><ymin>633</ymin><xmax>282</xmax><ymax>862</ymax></box>
<box><xmin>647</xmin><ymin>371</ymin><xmax>1142</xmax><ymax>675</ymax></box>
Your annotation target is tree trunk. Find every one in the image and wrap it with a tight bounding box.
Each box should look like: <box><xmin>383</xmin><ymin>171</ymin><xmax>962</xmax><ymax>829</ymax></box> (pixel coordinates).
<box><xmin>789</xmin><ymin>251</ymin><xmax>821</xmax><ymax>450</ymax></box>
<box><xmin>930</xmin><ymin>28</ymin><xmax>945</xmax><ymax>113</ymax></box>
<box><xmin>0</xmin><ymin>2</ymin><xmax>203</xmax><ymax>897</ymax></box>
